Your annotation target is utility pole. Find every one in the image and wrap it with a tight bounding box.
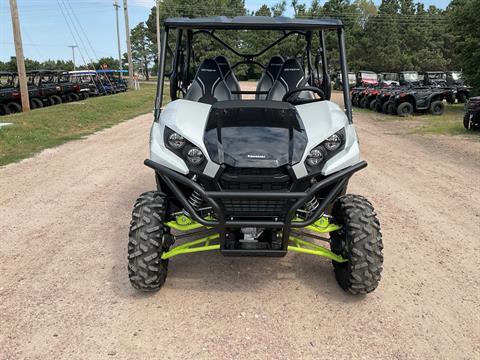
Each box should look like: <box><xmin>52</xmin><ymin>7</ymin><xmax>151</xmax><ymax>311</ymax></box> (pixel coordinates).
<box><xmin>68</xmin><ymin>45</ymin><xmax>78</xmax><ymax>70</ymax></box>
<box><xmin>123</xmin><ymin>0</ymin><xmax>134</xmax><ymax>89</ymax></box>
<box><xmin>113</xmin><ymin>0</ymin><xmax>123</xmax><ymax>71</ymax></box>
<box><xmin>9</xmin><ymin>0</ymin><xmax>30</xmax><ymax>112</ymax></box>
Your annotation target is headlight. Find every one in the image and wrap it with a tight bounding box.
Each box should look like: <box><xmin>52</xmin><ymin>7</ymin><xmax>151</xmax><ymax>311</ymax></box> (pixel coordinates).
<box><xmin>304</xmin><ymin>128</ymin><xmax>346</xmax><ymax>170</ymax></box>
<box><xmin>167</xmin><ymin>132</ymin><xmax>186</xmax><ymax>149</ymax></box>
<box><xmin>164</xmin><ymin>127</ymin><xmax>207</xmax><ymax>171</ymax></box>
<box><xmin>306</xmin><ymin>148</ymin><xmax>324</xmax><ymax>166</ymax></box>
<box><xmin>323</xmin><ymin>134</ymin><xmax>342</xmax><ymax>151</ymax></box>
<box><xmin>187</xmin><ymin>147</ymin><xmax>204</xmax><ymax>165</ymax></box>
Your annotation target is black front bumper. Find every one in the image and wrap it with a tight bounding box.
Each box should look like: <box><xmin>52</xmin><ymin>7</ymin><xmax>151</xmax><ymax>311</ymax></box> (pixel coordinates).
<box><xmin>145</xmin><ymin>159</ymin><xmax>367</xmax><ymax>256</ymax></box>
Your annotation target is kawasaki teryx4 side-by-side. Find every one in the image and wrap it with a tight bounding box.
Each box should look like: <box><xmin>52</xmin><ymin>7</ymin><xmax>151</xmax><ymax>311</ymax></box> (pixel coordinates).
<box><xmin>128</xmin><ymin>16</ymin><xmax>383</xmax><ymax>295</ymax></box>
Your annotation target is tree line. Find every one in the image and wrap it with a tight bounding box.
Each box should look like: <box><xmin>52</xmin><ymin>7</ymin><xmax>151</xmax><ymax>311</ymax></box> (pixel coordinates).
<box><xmin>1</xmin><ymin>0</ymin><xmax>478</xmax><ymax>91</ymax></box>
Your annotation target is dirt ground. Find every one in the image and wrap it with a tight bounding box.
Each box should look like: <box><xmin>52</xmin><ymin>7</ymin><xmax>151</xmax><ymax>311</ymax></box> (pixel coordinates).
<box><xmin>1</xmin><ymin>92</ymin><xmax>479</xmax><ymax>359</ymax></box>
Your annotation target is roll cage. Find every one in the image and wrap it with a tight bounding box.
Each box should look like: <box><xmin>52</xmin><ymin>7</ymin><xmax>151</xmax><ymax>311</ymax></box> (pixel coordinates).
<box><xmin>154</xmin><ymin>16</ymin><xmax>353</xmax><ymax>123</ymax></box>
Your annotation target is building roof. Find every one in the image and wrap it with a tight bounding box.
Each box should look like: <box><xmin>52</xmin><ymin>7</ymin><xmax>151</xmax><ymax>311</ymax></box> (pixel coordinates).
<box><xmin>164</xmin><ymin>16</ymin><xmax>343</xmax><ymax>30</ymax></box>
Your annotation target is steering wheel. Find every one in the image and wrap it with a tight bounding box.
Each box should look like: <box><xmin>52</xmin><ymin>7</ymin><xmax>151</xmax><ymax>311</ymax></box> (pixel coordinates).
<box><xmin>282</xmin><ymin>86</ymin><xmax>325</xmax><ymax>105</ymax></box>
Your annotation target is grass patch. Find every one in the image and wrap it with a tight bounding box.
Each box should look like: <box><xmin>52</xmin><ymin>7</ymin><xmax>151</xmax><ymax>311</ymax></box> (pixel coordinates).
<box><xmin>0</xmin><ymin>84</ymin><xmax>164</xmax><ymax>166</ymax></box>
<box><xmin>360</xmin><ymin>103</ymin><xmax>479</xmax><ymax>139</ymax></box>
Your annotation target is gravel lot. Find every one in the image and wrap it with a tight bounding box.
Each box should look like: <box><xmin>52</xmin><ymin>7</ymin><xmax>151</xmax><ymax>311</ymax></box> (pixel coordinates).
<box><xmin>1</xmin><ymin>92</ymin><xmax>479</xmax><ymax>359</ymax></box>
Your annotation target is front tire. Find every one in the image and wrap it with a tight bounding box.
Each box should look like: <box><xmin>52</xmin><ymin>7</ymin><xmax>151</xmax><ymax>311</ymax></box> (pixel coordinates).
<box><xmin>457</xmin><ymin>92</ymin><xmax>468</xmax><ymax>103</ymax></box>
<box><xmin>330</xmin><ymin>195</ymin><xmax>384</xmax><ymax>295</ymax></box>
<box><xmin>128</xmin><ymin>191</ymin><xmax>170</xmax><ymax>292</ymax></box>
<box><xmin>429</xmin><ymin>100</ymin><xmax>444</xmax><ymax>116</ymax></box>
<box><xmin>7</xmin><ymin>102</ymin><xmax>21</xmax><ymax>113</ymax></box>
<box><xmin>464</xmin><ymin>112</ymin><xmax>471</xmax><ymax>130</ymax></box>
<box><xmin>397</xmin><ymin>102</ymin><xmax>413</xmax><ymax>117</ymax></box>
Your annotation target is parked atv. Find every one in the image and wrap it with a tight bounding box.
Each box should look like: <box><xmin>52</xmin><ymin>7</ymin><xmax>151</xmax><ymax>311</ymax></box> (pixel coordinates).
<box><xmin>446</xmin><ymin>71</ymin><xmax>471</xmax><ymax>103</ymax></box>
<box><xmin>378</xmin><ymin>72</ymin><xmax>399</xmax><ymax>87</ymax></box>
<box><xmin>423</xmin><ymin>71</ymin><xmax>447</xmax><ymax>87</ymax></box>
<box><xmin>127</xmin><ymin>16</ymin><xmax>384</xmax><ymax>295</ymax></box>
<box><xmin>334</xmin><ymin>71</ymin><xmax>356</xmax><ymax>91</ymax></box>
<box><xmin>386</xmin><ymin>87</ymin><xmax>449</xmax><ymax>117</ymax></box>
<box><xmin>356</xmin><ymin>70</ymin><xmax>378</xmax><ymax>87</ymax></box>
<box><xmin>464</xmin><ymin>97</ymin><xmax>480</xmax><ymax>130</ymax></box>
<box><xmin>399</xmin><ymin>71</ymin><xmax>423</xmax><ymax>87</ymax></box>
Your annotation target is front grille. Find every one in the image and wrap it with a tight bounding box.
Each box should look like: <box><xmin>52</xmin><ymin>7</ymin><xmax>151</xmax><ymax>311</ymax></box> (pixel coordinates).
<box><xmin>219</xmin><ymin>166</ymin><xmax>293</xmax><ymax>218</ymax></box>
<box><xmin>220</xmin><ymin>166</ymin><xmax>291</xmax><ymax>191</ymax></box>
<box><xmin>222</xmin><ymin>199</ymin><xmax>290</xmax><ymax>218</ymax></box>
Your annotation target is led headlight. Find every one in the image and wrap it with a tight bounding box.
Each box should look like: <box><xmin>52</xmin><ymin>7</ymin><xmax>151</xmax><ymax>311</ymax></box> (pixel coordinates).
<box><xmin>304</xmin><ymin>128</ymin><xmax>346</xmax><ymax>170</ymax></box>
<box><xmin>306</xmin><ymin>148</ymin><xmax>324</xmax><ymax>166</ymax></box>
<box><xmin>323</xmin><ymin>134</ymin><xmax>342</xmax><ymax>151</ymax></box>
<box><xmin>167</xmin><ymin>132</ymin><xmax>186</xmax><ymax>149</ymax></box>
<box><xmin>187</xmin><ymin>147</ymin><xmax>204</xmax><ymax>165</ymax></box>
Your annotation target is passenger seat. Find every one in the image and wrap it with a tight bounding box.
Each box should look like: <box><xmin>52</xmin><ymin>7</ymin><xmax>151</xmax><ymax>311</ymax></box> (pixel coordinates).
<box><xmin>185</xmin><ymin>59</ymin><xmax>232</xmax><ymax>104</ymax></box>
<box><xmin>255</xmin><ymin>56</ymin><xmax>284</xmax><ymax>100</ymax></box>
<box><xmin>214</xmin><ymin>56</ymin><xmax>241</xmax><ymax>100</ymax></box>
<box><xmin>266</xmin><ymin>58</ymin><xmax>312</xmax><ymax>102</ymax></box>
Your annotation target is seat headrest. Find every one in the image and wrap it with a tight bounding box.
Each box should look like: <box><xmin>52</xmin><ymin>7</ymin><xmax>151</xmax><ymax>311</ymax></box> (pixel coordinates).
<box><xmin>214</xmin><ymin>56</ymin><xmax>231</xmax><ymax>77</ymax></box>
<box><xmin>278</xmin><ymin>58</ymin><xmax>305</xmax><ymax>91</ymax></box>
<box><xmin>266</xmin><ymin>55</ymin><xmax>284</xmax><ymax>80</ymax></box>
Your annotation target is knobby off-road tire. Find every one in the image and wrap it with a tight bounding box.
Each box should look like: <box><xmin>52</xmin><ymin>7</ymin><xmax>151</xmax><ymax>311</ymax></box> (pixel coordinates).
<box><xmin>33</xmin><ymin>98</ymin><xmax>43</xmax><ymax>108</ymax></box>
<box><xmin>7</xmin><ymin>102</ymin><xmax>21</xmax><ymax>113</ymax></box>
<box><xmin>429</xmin><ymin>100</ymin><xmax>444</xmax><ymax>116</ymax></box>
<box><xmin>0</xmin><ymin>104</ymin><xmax>9</xmax><ymax>116</ymax></box>
<box><xmin>457</xmin><ymin>92</ymin><xmax>468</xmax><ymax>103</ymax></box>
<box><xmin>49</xmin><ymin>95</ymin><xmax>62</xmax><ymax>106</ymax></box>
<box><xmin>382</xmin><ymin>101</ymin><xmax>391</xmax><ymax>114</ymax></box>
<box><xmin>464</xmin><ymin>112</ymin><xmax>471</xmax><ymax>130</ymax></box>
<box><xmin>397</xmin><ymin>102</ymin><xmax>413</xmax><ymax>117</ymax></box>
<box><xmin>387</xmin><ymin>102</ymin><xmax>397</xmax><ymax>115</ymax></box>
<box><xmin>369</xmin><ymin>99</ymin><xmax>377</xmax><ymax>111</ymax></box>
<box><xmin>330</xmin><ymin>195</ymin><xmax>384</xmax><ymax>295</ymax></box>
<box><xmin>359</xmin><ymin>97</ymin><xmax>368</xmax><ymax>109</ymax></box>
<box><xmin>128</xmin><ymin>191</ymin><xmax>170</xmax><ymax>291</ymax></box>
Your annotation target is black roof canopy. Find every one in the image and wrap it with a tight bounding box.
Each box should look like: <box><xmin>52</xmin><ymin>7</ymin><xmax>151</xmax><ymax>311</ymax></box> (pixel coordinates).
<box><xmin>164</xmin><ymin>16</ymin><xmax>344</xmax><ymax>30</ymax></box>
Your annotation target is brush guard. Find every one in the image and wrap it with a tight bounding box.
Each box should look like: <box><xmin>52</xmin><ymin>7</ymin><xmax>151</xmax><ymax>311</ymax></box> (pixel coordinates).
<box><xmin>145</xmin><ymin>158</ymin><xmax>367</xmax><ymax>261</ymax></box>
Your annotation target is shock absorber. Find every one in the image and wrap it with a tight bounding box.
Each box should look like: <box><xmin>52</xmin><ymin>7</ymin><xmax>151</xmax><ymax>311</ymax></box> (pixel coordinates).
<box><xmin>304</xmin><ymin>196</ymin><xmax>319</xmax><ymax>214</ymax></box>
<box><xmin>188</xmin><ymin>191</ymin><xmax>204</xmax><ymax>211</ymax></box>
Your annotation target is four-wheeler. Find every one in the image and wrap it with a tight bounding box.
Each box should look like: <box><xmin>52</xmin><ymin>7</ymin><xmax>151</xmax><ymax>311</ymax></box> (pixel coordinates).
<box><xmin>378</xmin><ymin>72</ymin><xmax>399</xmax><ymax>87</ymax></box>
<box><xmin>464</xmin><ymin>97</ymin><xmax>480</xmax><ymax>130</ymax></box>
<box><xmin>446</xmin><ymin>71</ymin><xmax>471</xmax><ymax>103</ymax></box>
<box><xmin>356</xmin><ymin>70</ymin><xmax>378</xmax><ymax>87</ymax></box>
<box><xmin>334</xmin><ymin>71</ymin><xmax>356</xmax><ymax>90</ymax></box>
<box><xmin>127</xmin><ymin>16</ymin><xmax>384</xmax><ymax>295</ymax></box>
<box><xmin>399</xmin><ymin>71</ymin><xmax>422</xmax><ymax>87</ymax></box>
<box><xmin>383</xmin><ymin>87</ymin><xmax>450</xmax><ymax>117</ymax></box>
<box><xmin>423</xmin><ymin>71</ymin><xmax>447</xmax><ymax>87</ymax></box>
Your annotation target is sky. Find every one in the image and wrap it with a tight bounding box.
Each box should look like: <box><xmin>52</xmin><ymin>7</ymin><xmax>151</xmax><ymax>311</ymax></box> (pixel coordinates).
<box><xmin>0</xmin><ymin>0</ymin><xmax>451</xmax><ymax>64</ymax></box>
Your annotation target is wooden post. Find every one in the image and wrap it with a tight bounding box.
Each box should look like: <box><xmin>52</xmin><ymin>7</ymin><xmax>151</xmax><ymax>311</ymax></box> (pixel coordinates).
<box><xmin>123</xmin><ymin>0</ymin><xmax>134</xmax><ymax>89</ymax></box>
<box><xmin>113</xmin><ymin>0</ymin><xmax>123</xmax><ymax>71</ymax></box>
<box><xmin>9</xmin><ymin>0</ymin><xmax>30</xmax><ymax>112</ymax></box>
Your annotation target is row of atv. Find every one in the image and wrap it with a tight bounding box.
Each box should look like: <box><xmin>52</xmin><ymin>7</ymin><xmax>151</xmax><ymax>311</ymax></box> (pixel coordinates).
<box><xmin>0</xmin><ymin>70</ymin><xmax>127</xmax><ymax>116</ymax></box>
<box><xmin>352</xmin><ymin>85</ymin><xmax>450</xmax><ymax>117</ymax></box>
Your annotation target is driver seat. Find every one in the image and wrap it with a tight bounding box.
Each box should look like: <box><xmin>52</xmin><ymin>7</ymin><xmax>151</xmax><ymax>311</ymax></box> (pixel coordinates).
<box><xmin>185</xmin><ymin>59</ymin><xmax>232</xmax><ymax>104</ymax></box>
<box><xmin>214</xmin><ymin>56</ymin><xmax>241</xmax><ymax>100</ymax></box>
<box><xmin>266</xmin><ymin>58</ymin><xmax>312</xmax><ymax>102</ymax></box>
<box><xmin>255</xmin><ymin>55</ymin><xmax>284</xmax><ymax>100</ymax></box>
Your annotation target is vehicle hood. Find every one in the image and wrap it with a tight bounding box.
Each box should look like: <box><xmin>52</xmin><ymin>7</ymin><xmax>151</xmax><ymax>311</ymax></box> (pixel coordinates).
<box><xmin>203</xmin><ymin>101</ymin><xmax>307</xmax><ymax>168</ymax></box>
